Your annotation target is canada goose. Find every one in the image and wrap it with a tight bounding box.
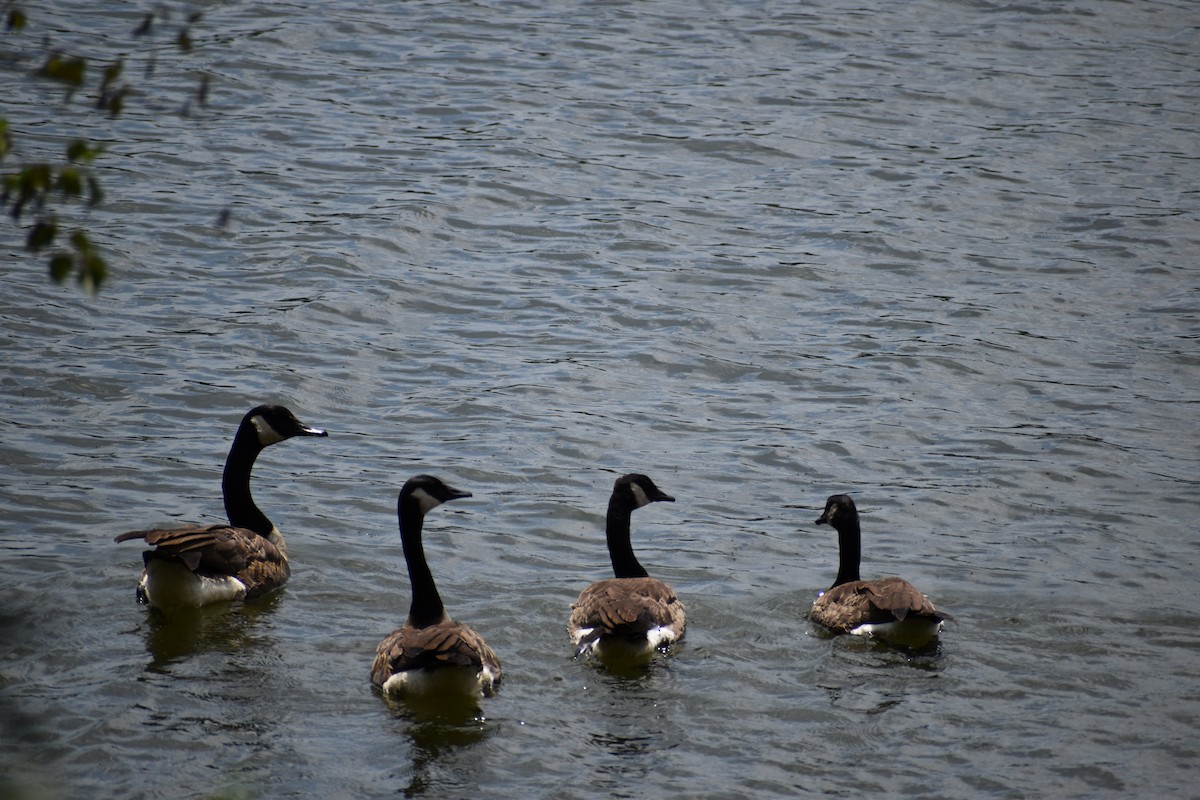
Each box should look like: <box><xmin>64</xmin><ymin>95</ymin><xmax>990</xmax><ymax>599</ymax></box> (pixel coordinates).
<box><xmin>568</xmin><ymin>473</ymin><xmax>686</xmax><ymax>660</ymax></box>
<box><xmin>114</xmin><ymin>404</ymin><xmax>328</xmax><ymax>610</ymax></box>
<box><xmin>811</xmin><ymin>494</ymin><xmax>950</xmax><ymax>647</ymax></box>
<box><xmin>371</xmin><ymin>475</ymin><xmax>501</xmax><ymax>698</ymax></box>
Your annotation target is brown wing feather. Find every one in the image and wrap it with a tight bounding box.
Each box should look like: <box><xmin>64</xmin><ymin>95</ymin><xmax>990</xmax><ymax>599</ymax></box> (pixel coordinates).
<box><xmin>569</xmin><ymin>577</ymin><xmax>686</xmax><ymax>641</ymax></box>
<box><xmin>115</xmin><ymin>524</ymin><xmax>289</xmax><ymax>598</ymax></box>
<box><xmin>812</xmin><ymin>576</ymin><xmax>945</xmax><ymax>632</ymax></box>
<box><xmin>371</xmin><ymin>621</ymin><xmax>501</xmax><ymax>687</ymax></box>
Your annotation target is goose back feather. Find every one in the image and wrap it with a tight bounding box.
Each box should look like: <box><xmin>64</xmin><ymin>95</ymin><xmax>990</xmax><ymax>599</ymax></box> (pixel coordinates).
<box><xmin>372</xmin><ymin>620</ymin><xmax>501</xmax><ymax>697</ymax></box>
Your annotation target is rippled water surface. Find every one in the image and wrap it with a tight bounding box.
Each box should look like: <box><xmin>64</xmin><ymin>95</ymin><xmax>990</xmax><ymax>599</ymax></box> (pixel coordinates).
<box><xmin>3</xmin><ymin>1</ymin><xmax>1198</xmax><ymax>797</ymax></box>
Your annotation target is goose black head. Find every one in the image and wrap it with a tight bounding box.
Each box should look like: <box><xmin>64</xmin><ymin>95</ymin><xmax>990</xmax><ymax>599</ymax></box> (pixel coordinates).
<box><xmin>614</xmin><ymin>473</ymin><xmax>675</xmax><ymax>510</ymax></box>
<box><xmin>816</xmin><ymin>494</ymin><xmax>857</xmax><ymax>528</ymax></box>
<box><xmin>401</xmin><ymin>474</ymin><xmax>473</xmax><ymax>515</ymax></box>
<box><xmin>244</xmin><ymin>404</ymin><xmax>328</xmax><ymax>446</ymax></box>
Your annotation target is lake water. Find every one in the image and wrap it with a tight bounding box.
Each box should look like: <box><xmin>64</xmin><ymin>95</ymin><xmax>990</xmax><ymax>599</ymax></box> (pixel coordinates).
<box><xmin>2</xmin><ymin>0</ymin><xmax>1198</xmax><ymax>797</ymax></box>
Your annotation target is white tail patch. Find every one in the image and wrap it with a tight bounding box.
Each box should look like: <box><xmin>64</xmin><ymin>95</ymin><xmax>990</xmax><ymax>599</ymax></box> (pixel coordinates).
<box><xmin>381</xmin><ymin>665</ymin><xmax>496</xmax><ymax>698</ymax></box>
<box><xmin>575</xmin><ymin>626</ymin><xmax>677</xmax><ymax>660</ymax></box>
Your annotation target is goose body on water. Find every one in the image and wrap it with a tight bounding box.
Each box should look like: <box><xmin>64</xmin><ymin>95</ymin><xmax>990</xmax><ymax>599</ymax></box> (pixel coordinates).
<box><xmin>114</xmin><ymin>404</ymin><xmax>327</xmax><ymax>610</ymax></box>
<box><xmin>568</xmin><ymin>473</ymin><xmax>686</xmax><ymax>661</ymax></box>
<box><xmin>811</xmin><ymin>494</ymin><xmax>950</xmax><ymax>647</ymax></box>
<box><xmin>371</xmin><ymin>475</ymin><xmax>501</xmax><ymax>699</ymax></box>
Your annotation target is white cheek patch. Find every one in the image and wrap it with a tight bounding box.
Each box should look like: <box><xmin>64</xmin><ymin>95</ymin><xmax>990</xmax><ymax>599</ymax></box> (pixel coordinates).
<box><xmin>630</xmin><ymin>482</ymin><xmax>652</xmax><ymax>508</ymax></box>
<box><xmin>251</xmin><ymin>415</ymin><xmax>286</xmax><ymax>446</ymax></box>
<box><xmin>410</xmin><ymin>487</ymin><xmax>443</xmax><ymax>515</ymax></box>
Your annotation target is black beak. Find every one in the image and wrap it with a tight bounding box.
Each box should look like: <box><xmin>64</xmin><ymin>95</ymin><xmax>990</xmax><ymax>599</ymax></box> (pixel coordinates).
<box><xmin>446</xmin><ymin>485</ymin><xmax>473</xmax><ymax>502</ymax></box>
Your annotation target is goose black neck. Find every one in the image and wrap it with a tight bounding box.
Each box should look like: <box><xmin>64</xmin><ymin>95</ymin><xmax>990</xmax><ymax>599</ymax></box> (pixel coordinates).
<box><xmin>223</xmin><ymin>424</ymin><xmax>273</xmax><ymax>536</ymax></box>
<box><xmin>832</xmin><ymin>516</ymin><xmax>862</xmax><ymax>587</ymax></box>
<box><xmin>399</xmin><ymin>498</ymin><xmax>447</xmax><ymax>629</ymax></box>
<box><xmin>606</xmin><ymin>496</ymin><xmax>649</xmax><ymax>579</ymax></box>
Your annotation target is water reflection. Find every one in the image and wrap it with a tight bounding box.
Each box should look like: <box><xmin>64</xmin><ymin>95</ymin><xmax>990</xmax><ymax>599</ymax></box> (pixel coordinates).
<box><xmin>829</xmin><ymin>631</ymin><xmax>949</xmax><ymax>666</ymax></box>
<box><xmin>590</xmin><ymin>730</ymin><xmax>660</xmax><ymax>758</ymax></box>
<box><xmin>573</xmin><ymin>657</ymin><xmax>683</xmax><ymax>791</ymax></box>
<box><xmin>574</xmin><ymin>652</ymin><xmax>662</xmax><ymax>682</ymax></box>
<box><xmin>377</xmin><ymin>693</ymin><xmax>496</xmax><ymax>798</ymax></box>
<box><xmin>126</xmin><ymin>598</ymin><xmax>291</xmax><ymax>785</ymax></box>
<box><xmin>379</xmin><ymin>690</ymin><xmax>492</xmax><ymax>725</ymax></box>
<box><xmin>808</xmin><ymin>620</ymin><xmax>950</xmax><ymax>659</ymax></box>
<box><xmin>137</xmin><ymin>594</ymin><xmax>282</xmax><ymax>672</ymax></box>
<box><xmin>815</xmin><ymin>634</ymin><xmax>947</xmax><ymax>714</ymax></box>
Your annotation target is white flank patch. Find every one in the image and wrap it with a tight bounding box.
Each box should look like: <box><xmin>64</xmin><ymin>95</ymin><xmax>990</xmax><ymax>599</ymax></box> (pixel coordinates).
<box><xmin>143</xmin><ymin>560</ymin><xmax>246</xmax><ymax>609</ymax></box>
<box><xmin>570</xmin><ymin>627</ymin><xmax>595</xmax><ymax>647</ymax></box>
<box><xmin>850</xmin><ymin>618</ymin><xmax>943</xmax><ymax>647</ymax></box>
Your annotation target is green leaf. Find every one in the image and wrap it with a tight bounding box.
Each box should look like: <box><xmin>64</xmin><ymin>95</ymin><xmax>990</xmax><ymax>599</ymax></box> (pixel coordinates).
<box><xmin>87</xmin><ymin>175</ymin><xmax>105</xmax><ymax>207</ymax></box>
<box><xmin>103</xmin><ymin>87</ymin><xmax>128</xmax><ymax>117</ymax></box>
<box><xmin>12</xmin><ymin>163</ymin><xmax>53</xmax><ymax>218</ymax></box>
<box><xmin>81</xmin><ymin>251</ymin><xmax>108</xmax><ymax>289</ymax></box>
<box><xmin>100</xmin><ymin>58</ymin><xmax>124</xmax><ymax>91</ymax></box>
<box><xmin>58</xmin><ymin>166</ymin><xmax>83</xmax><ymax>197</ymax></box>
<box><xmin>41</xmin><ymin>54</ymin><xmax>87</xmax><ymax>88</ymax></box>
<box><xmin>66</xmin><ymin>140</ymin><xmax>92</xmax><ymax>162</ymax></box>
<box><xmin>69</xmin><ymin>229</ymin><xmax>94</xmax><ymax>253</ymax></box>
<box><xmin>27</xmin><ymin>218</ymin><xmax>58</xmax><ymax>252</ymax></box>
<box><xmin>7</xmin><ymin>8</ymin><xmax>27</xmax><ymax>31</ymax></box>
<box><xmin>21</xmin><ymin>163</ymin><xmax>53</xmax><ymax>192</ymax></box>
<box><xmin>49</xmin><ymin>252</ymin><xmax>73</xmax><ymax>283</ymax></box>
<box><xmin>47</xmin><ymin>232</ymin><xmax>108</xmax><ymax>290</ymax></box>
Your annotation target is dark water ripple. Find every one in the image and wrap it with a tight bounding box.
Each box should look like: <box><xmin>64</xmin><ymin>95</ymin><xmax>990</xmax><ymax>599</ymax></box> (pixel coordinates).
<box><xmin>3</xmin><ymin>0</ymin><xmax>1199</xmax><ymax>797</ymax></box>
